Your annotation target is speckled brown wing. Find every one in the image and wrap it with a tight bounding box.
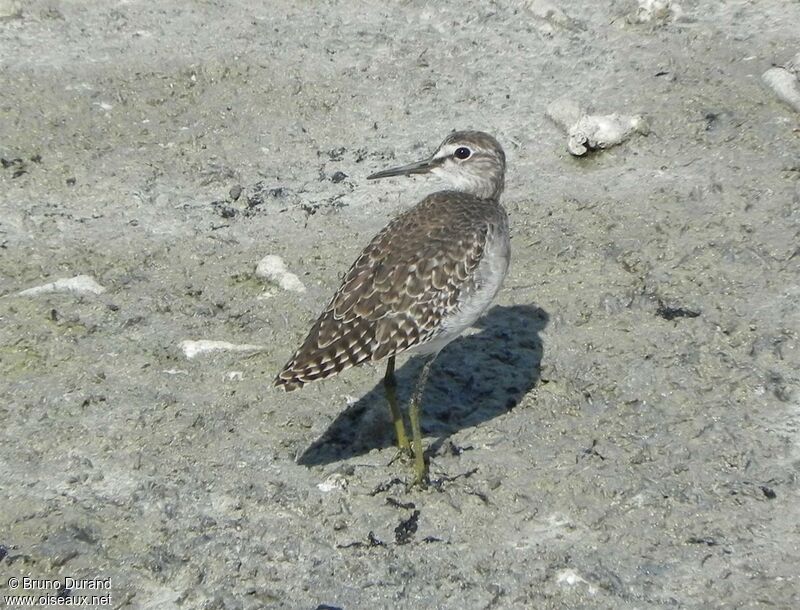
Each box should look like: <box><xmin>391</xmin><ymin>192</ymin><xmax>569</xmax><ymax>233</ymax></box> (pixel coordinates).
<box><xmin>274</xmin><ymin>191</ymin><xmax>499</xmax><ymax>391</ymax></box>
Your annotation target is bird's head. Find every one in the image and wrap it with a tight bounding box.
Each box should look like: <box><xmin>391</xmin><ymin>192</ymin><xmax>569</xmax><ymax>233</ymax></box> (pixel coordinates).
<box><xmin>368</xmin><ymin>130</ymin><xmax>506</xmax><ymax>200</ymax></box>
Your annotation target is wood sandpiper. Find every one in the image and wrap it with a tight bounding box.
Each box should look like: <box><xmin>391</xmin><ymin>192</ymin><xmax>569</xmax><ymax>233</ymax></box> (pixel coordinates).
<box><xmin>275</xmin><ymin>130</ymin><xmax>510</xmax><ymax>485</ymax></box>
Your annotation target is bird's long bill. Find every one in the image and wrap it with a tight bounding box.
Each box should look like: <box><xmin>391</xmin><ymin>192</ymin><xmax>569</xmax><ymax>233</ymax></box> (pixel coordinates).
<box><xmin>367</xmin><ymin>156</ymin><xmax>441</xmax><ymax>180</ymax></box>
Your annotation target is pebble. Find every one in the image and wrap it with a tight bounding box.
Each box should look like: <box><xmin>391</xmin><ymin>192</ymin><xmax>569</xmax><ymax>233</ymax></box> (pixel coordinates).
<box><xmin>179</xmin><ymin>340</ymin><xmax>266</xmax><ymax>359</ymax></box>
<box><xmin>16</xmin><ymin>275</ymin><xmax>107</xmax><ymax>297</ymax></box>
<box><xmin>546</xmin><ymin>98</ymin><xmax>649</xmax><ymax>156</ymax></box>
<box><xmin>256</xmin><ymin>255</ymin><xmax>306</xmax><ymax>293</ymax></box>
<box><xmin>523</xmin><ymin>0</ymin><xmax>577</xmax><ymax>31</ymax></box>
<box><xmin>762</xmin><ymin>53</ymin><xmax>800</xmax><ymax>114</ymax></box>
<box><xmin>317</xmin><ymin>473</ymin><xmax>348</xmax><ymax>492</ymax></box>
<box><xmin>628</xmin><ymin>0</ymin><xmax>683</xmax><ymax>24</ymax></box>
<box><xmin>0</xmin><ymin>0</ymin><xmax>21</xmax><ymax>20</ymax></box>
<box><xmin>555</xmin><ymin>568</ymin><xmax>598</xmax><ymax>594</ymax></box>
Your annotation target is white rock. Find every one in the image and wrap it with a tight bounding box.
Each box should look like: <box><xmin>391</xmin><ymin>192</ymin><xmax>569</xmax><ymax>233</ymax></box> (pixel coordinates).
<box><xmin>317</xmin><ymin>473</ymin><xmax>348</xmax><ymax>492</ymax></box>
<box><xmin>0</xmin><ymin>0</ymin><xmax>22</xmax><ymax>19</ymax></box>
<box><xmin>179</xmin><ymin>340</ymin><xmax>266</xmax><ymax>359</ymax></box>
<box><xmin>255</xmin><ymin>255</ymin><xmax>306</xmax><ymax>293</ymax></box>
<box><xmin>629</xmin><ymin>0</ymin><xmax>682</xmax><ymax>24</ymax></box>
<box><xmin>567</xmin><ymin>113</ymin><xmax>649</xmax><ymax>156</ymax></box>
<box><xmin>555</xmin><ymin>569</ymin><xmax>598</xmax><ymax>594</ymax></box>
<box><xmin>762</xmin><ymin>54</ymin><xmax>800</xmax><ymax>113</ymax></box>
<box><xmin>16</xmin><ymin>275</ymin><xmax>107</xmax><ymax>297</ymax></box>
<box><xmin>548</xmin><ymin>99</ymin><xmax>649</xmax><ymax>156</ymax></box>
<box><xmin>523</xmin><ymin>0</ymin><xmax>572</xmax><ymax>27</ymax></box>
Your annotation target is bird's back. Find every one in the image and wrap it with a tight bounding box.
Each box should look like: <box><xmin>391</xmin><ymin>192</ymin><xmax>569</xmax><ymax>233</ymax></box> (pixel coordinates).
<box><xmin>275</xmin><ymin>191</ymin><xmax>508</xmax><ymax>390</ymax></box>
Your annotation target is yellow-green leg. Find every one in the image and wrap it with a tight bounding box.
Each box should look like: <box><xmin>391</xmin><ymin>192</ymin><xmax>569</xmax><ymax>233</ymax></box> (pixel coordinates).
<box><xmin>409</xmin><ymin>356</ymin><xmax>436</xmax><ymax>486</ymax></box>
<box><xmin>384</xmin><ymin>356</ymin><xmax>410</xmax><ymax>451</ymax></box>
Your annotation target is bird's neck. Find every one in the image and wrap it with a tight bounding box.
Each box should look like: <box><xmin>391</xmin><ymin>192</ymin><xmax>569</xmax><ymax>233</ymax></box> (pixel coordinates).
<box><xmin>472</xmin><ymin>177</ymin><xmax>504</xmax><ymax>201</ymax></box>
<box><xmin>450</xmin><ymin>175</ymin><xmax>504</xmax><ymax>201</ymax></box>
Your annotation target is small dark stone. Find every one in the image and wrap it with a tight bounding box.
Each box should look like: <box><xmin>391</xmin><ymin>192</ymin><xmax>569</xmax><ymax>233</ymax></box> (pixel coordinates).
<box><xmin>656</xmin><ymin>302</ymin><xmax>700</xmax><ymax>321</ymax></box>
<box><xmin>430</xmin><ymin>468</ymin><xmax>479</xmax><ymax>490</ymax></box>
<box><xmin>394</xmin><ymin>510</ymin><xmax>420</xmax><ymax>545</ymax></box>
<box><xmin>211</xmin><ymin>200</ymin><xmax>236</xmax><ymax>218</ymax></box>
<box><xmin>331</xmin><ymin>171</ymin><xmax>347</xmax><ymax>183</ymax></box>
<box><xmin>467</xmin><ymin>489</ymin><xmax>489</xmax><ymax>504</ymax></box>
<box><xmin>30</xmin><ymin>154</ymin><xmax>42</xmax><ymax>163</ymax></box>
<box><xmin>759</xmin><ymin>485</ymin><xmax>776</xmax><ymax>499</ymax></box>
<box><xmin>300</xmin><ymin>203</ymin><xmax>319</xmax><ymax>217</ymax></box>
<box><xmin>370</xmin><ymin>477</ymin><xmax>404</xmax><ymax>496</ymax></box>
<box><xmin>326</xmin><ymin>147</ymin><xmax>346</xmax><ymax>161</ymax></box>
<box><xmin>366</xmin><ymin>531</ymin><xmax>384</xmax><ymax>547</ymax></box>
<box><xmin>66</xmin><ymin>177</ymin><xmax>76</xmax><ymax>186</ymax></box>
<box><xmin>229</xmin><ymin>184</ymin><xmax>242</xmax><ymax>201</ymax></box>
<box><xmin>2</xmin><ymin>157</ymin><xmax>27</xmax><ymax>177</ymax></box>
<box><xmin>445</xmin><ymin>442</ymin><xmax>473</xmax><ymax>457</ymax></box>
<box><xmin>579</xmin><ymin>439</ymin><xmax>605</xmax><ymax>461</ymax></box>
<box><xmin>0</xmin><ymin>545</ymin><xmax>8</xmax><ymax>561</ymax></box>
<box><xmin>336</xmin><ymin>531</ymin><xmax>385</xmax><ymax>549</ymax></box>
<box><xmin>687</xmin><ymin>536</ymin><xmax>718</xmax><ymax>546</ymax></box>
<box><xmin>386</xmin><ymin>497</ymin><xmax>416</xmax><ymax>510</ymax></box>
<box><xmin>245</xmin><ymin>184</ymin><xmax>287</xmax><ymax>209</ymax></box>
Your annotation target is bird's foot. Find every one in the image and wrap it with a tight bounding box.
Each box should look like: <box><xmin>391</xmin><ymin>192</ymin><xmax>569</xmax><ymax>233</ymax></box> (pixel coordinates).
<box><xmin>411</xmin><ymin>450</ymin><xmax>429</xmax><ymax>489</ymax></box>
<box><xmin>388</xmin><ymin>448</ymin><xmax>429</xmax><ymax>488</ymax></box>
<box><xmin>388</xmin><ymin>447</ymin><xmax>413</xmax><ymax>466</ymax></box>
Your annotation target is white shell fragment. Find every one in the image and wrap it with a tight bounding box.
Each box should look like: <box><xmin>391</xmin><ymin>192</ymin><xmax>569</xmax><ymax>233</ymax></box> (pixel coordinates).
<box><xmin>0</xmin><ymin>0</ymin><xmax>22</xmax><ymax>20</ymax></box>
<box><xmin>179</xmin><ymin>340</ymin><xmax>266</xmax><ymax>359</ymax></box>
<box><xmin>546</xmin><ymin>99</ymin><xmax>649</xmax><ymax>156</ymax></box>
<box><xmin>762</xmin><ymin>53</ymin><xmax>800</xmax><ymax>113</ymax></box>
<box><xmin>567</xmin><ymin>113</ymin><xmax>650</xmax><ymax>156</ymax></box>
<box><xmin>555</xmin><ymin>569</ymin><xmax>599</xmax><ymax>595</ymax></box>
<box><xmin>523</xmin><ymin>0</ymin><xmax>576</xmax><ymax>30</ymax></box>
<box><xmin>16</xmin><ymin>275</ymin><xmax>107</xmax><ymax>297</ymax></box>
<box><xmin>628</xmin><ymin>0</ymin><xmax>683</xmax><ymax>24</ymax></box>
<box><xmin>317</xmin><ymin>473</ymin><xmax>348</xmax><ymax>492</ymax></box>
<box><xmin>256</xmin><ymin>255</ymin><xmax>306</xmax><ymax>293</ymax></box>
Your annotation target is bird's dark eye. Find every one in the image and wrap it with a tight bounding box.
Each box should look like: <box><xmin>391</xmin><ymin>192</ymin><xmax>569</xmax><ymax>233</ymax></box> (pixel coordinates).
<box><xmin>454</xmin><ymin>147</ymin><xmax>472</xmax><ymax>160</ymax></box>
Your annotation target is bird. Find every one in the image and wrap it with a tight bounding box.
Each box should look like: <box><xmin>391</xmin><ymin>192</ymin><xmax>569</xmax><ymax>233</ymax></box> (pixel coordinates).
<box><xmin>274</xmin><ymin>130</ymin><xmax>510</xmax><ymax>485</ymax></box>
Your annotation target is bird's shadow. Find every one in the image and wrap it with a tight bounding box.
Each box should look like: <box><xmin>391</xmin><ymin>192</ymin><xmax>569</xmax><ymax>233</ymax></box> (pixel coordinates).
<box><xmin>297</xmin><ymin>304</ymin><xmax>549</xmax><ymax>467</ymax></box>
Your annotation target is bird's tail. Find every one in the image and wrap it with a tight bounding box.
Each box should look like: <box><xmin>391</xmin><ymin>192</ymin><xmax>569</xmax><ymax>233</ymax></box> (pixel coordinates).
<box><xmin>273</xmin><ymin>317</ymin><xmax>375</xmax><ymax>391</ymax></box>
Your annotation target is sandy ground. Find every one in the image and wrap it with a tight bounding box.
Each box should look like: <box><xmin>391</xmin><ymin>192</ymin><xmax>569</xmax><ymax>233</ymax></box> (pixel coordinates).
<box><xmin>1</xmin><ymin>1</ymin><xmax>799</xmax><ymax>608</ymax></box>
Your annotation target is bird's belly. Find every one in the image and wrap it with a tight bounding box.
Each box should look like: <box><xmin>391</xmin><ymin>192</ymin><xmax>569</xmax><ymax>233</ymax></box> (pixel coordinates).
<box><xmin>413</xmin><ymin>230</ymin><xmax>510</xmax><ymax>356</ymax></box>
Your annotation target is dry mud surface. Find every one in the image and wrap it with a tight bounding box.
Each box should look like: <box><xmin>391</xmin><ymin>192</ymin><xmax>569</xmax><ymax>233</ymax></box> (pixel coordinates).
<box><xmin>1</xmin><ymin>1</ymin><xmax>799</xmax><ymax>608</ymax></box>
